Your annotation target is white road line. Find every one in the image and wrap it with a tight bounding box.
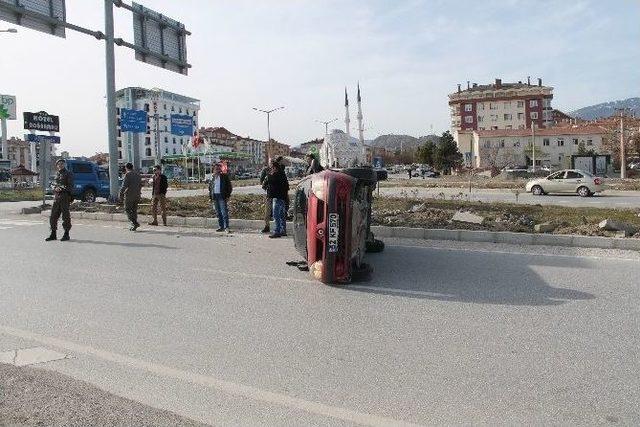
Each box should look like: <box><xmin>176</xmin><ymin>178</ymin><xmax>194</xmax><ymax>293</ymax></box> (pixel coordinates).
<box><xmin>0</xmin><ymin>325</ymin><xmax>421</xmax><ymax>427</ymax></box>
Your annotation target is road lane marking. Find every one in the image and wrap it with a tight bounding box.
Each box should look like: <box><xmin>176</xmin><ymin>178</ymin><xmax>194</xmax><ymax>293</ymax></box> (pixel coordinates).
<box><xmin>0</xmin><ymin>325</ymin><xmax>422</xmax><ymax>427</ymax></box>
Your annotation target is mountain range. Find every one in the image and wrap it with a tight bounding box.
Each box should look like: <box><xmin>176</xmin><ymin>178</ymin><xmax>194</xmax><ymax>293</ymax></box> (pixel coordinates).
<box><xmin>369</xmin><ymin>134</ymin><xmax>440</xmax><ymax>151</ymax></box>
<box><xmin>569</xmin><ymin>97</ymin><xmax>640</xmax><ymax>120</ymax></box>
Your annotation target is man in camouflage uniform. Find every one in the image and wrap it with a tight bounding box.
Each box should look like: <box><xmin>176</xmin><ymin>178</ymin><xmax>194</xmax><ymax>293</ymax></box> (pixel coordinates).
<box><xmin>46</xmin><ymin>159</ymin><xmax>74</xmax><ymax>242</ymax></box>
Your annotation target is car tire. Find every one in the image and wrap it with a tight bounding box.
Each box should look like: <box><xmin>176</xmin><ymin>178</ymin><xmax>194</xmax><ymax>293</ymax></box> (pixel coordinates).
<box><xmin>341</xmin><ymin>167</ymin><xmax>378</xmax><ymax>184</ymax></box>
<box><xmin>365</xmin><ymin>238</ymin><xmax>385</xmax><ymax>253</ymax></box>
<box><xmin>82</xmin><ymin>188</ymin><xmax>96</xmax><ymax>203</ymax></box>
<box><xmin>351</xmin><ymin>262</ymin><xmax>373</xmax><ymax>282</ymax></box>
<box><xmin>531</xmin><ymin>185</ymin><xmax>544</xmax><ymax>196</ymax></box>
<box><xmin>577</xmin><ymin>186</ymin><xmax>591</xmax><ymax>197</ymax></box>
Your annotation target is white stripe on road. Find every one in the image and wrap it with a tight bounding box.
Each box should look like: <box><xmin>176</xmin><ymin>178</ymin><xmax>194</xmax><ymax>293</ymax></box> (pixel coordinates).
<box><xmin>0</xmin><ymin>226</ymin><xmax>11</xmax><ymax>230</ymax></box>
<box><xmin>0</xmin><ymin>325</ymin><xmax>421</xmax><ymax>427</ymax></box>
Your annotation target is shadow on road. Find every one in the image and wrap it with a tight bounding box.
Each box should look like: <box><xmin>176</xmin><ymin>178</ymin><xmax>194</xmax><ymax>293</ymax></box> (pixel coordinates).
<box><xmin>347</xmin><ymin>245</ymin><xmax>596</xmax><ymax>306</ymax></box>
<box><xmin>68</xmin><ymin>239</ymin><xmax>179</xmax><ymax>250</ymax></box>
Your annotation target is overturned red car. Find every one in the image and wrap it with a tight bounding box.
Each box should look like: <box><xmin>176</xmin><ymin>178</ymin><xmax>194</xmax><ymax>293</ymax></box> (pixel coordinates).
<box><xmin>292</xmin><ymin>167</ymin><xmax>386</xmax><ymax>284</ymax></box>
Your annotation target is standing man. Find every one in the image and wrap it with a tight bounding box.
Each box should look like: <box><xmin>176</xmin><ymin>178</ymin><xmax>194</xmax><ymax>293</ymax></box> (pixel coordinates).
<box><xmin>305</xmin><ymin>153</ymin><xmax>323</xmax><ymax>176</ymax></box>
<box><xmin>148</xmin><ymin>165</ymin><xmax>168</xmax><ymax>226</ymax></box>
<box><xmin>259</xmin><ymin>160</ymin><xmax>272</xmax><ymax>234</ymax></box>
<box><xmin>45</xmin><ymin>159</ymin><xmax>74</xmax><ymax>242</ymax></box>
<box><xmin>266</xmin><ymin>159</ymin><xmax>289</xmax><ymax>238</ymax></box>
<box><xmin>208</xmin><ymin>163</ymin><xmax>232</xmax><ymax>233</ymax></box>
<box><xmin>119</xmin><ymin>163</ymin><xmax>142</xmax><ymax>231</ymax></box>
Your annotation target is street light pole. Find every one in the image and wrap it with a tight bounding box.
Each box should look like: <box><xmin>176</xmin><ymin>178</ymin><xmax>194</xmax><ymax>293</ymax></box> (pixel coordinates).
<box><xmin>104</xmin><ymin>0</ymin><xmax>119</xmax><ymax>202</ymax></box>
<box><xmin>253</xmin><ymin>106</ymin><xmax>284</xmax><ymax>163</ymax></box>
<box><xmin>316</xmin><ymin>118</ymin><xmax>338</xmax><ymax>135</ymax></box>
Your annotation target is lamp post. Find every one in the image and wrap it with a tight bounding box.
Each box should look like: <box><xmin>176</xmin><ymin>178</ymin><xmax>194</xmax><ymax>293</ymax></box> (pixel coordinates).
<box><xmin>315</xmin><ymin>118</ymin><xmax>337</xmax><ymax>135</ymax></box>
<box><xmin>253</xmin><ymin>106</ymin><xmax>284</xmax><ymax>163</ymax></box>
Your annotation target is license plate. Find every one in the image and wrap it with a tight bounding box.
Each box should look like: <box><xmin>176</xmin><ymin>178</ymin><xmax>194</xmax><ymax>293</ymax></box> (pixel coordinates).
<box><xmin>328</xmin><ymin>213</ymin><xmax>339</xmax><ymax>253</ymax></box>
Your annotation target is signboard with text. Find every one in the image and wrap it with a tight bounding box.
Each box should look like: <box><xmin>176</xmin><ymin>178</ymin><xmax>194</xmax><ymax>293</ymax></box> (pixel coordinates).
<box><xmin>0</xmin><ymin>94</ymin><xmax>16</xmax><ymax>120</ymax></box>
<box><xmin>26</xmin><ymin>133</ymin><xmax>61</xmax><ymax>144</ymax></box>
<box><xmin>170</xmin><ymin>114</ymin><xmax>193</xmax><ymax>136</ymax></box>
<box><xmin>120</xmin><ymin>108</ymin><xmax>148</xmax><ymax>133</ymax></box>
<box><xmin>24</xmin><ymin>111</ymin><xmax>59</xmax><ymax>132</ymax></box>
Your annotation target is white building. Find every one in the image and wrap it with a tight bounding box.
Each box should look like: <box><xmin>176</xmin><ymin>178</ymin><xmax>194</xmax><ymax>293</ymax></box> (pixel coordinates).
<box><xmin>116</xmin><ymin>87</ymin><xmax>200</xmax><ymax>171</ymax></box>
<box><xmin>456</xmin><ymin>125</ymin><xmax>606</xmax><ymax>169</ymax></box>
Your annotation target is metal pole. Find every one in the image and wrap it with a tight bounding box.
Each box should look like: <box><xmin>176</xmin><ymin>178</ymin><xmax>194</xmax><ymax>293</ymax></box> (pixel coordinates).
<box><xmin>620</xmin><ymin>115</ymin><xmax>626</xmax><ymax>179</ymax></box>
<box><xmin>40</xmin><ymin>140</ymin><xmax>48</xmax><ymax>207</ymax></box>
<box><xmin>104</xmin><ymin>0</ymin><xmax>119</xmax><ymax>201</ymax></box>
<box><xmin>531</xmin><ymin>123</ymin><xmax>536</xmax><ymax>173</ymax></box>
<box><xmin>0</xmin><ymin>118</ymin><xmax>6</xmax><ymax>160</ymax></box>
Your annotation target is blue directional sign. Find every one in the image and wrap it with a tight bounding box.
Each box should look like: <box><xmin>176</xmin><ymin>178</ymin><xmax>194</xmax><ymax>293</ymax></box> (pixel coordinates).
<box><xmin>120</xmin><ymin>108</ymin><xmax>148</xmax><ymax>133</ymax></box>
<box><xmin>170</xmin><ymin>114</ymin><xmax>194</xmax><ymax>136</ymax></box>
<box><xmin>25</xmin><ymin>134</ymin><xmax>61</xmax><ymax>144</ymax></box>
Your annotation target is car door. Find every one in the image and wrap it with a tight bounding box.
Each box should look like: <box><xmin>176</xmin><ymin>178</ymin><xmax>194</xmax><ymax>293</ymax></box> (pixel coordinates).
<box><xmin>544</xmin><ymin>171</ymin><xmax>566</xmax><ymax>193</ymax></box>
<box><xmin>561</xmin><ymin>171</ymin><xmax>583</xmax><ymax>193</ymax></box>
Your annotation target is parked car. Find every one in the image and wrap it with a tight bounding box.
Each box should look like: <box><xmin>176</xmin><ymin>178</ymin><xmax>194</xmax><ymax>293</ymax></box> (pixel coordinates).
<box><xmin>525</xmin><ymin>169</ymin><xmax>605</xmax><ymax>197</ymax></box>
<box><xmin>292</xmin><ymin>167</ymin><xmax>386</xmax><ymax>284</ymax></box>
<box><xmin>60</xmin><ymin>159</ymin><xmax>110</xmax><ymax>202</ymax></box>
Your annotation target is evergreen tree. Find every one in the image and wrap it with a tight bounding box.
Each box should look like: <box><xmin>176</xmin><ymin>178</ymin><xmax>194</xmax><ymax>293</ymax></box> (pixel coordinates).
<box><xmin>434</xmin><ymin>131</ymin><xmax>462</xmax><ymax>173</ymax></box>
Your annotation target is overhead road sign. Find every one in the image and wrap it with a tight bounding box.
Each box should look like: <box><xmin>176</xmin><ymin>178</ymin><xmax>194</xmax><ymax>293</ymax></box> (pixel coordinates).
<box><xmin>126</xmin><ymin>1</ymin><xmax>190</xmax><ymax>75</ymax></box>
<box><xmin>170</xmin><ymin>114</ymin><xmax>193</xmax><ymax>136</ymax></box>
<box><xmin>120</xmin><ymin>108</ymin><xmax>147</xmax><ymax>133</ymax></box>
<box><xmin>25</xmin><ymin>133</ymin><xmax>60</xmax><ymax>144</ymax></box>
<box><xmin>24</xmin><ymin>111</ymin><xmax>59</xmax><ymax>132</ymax></box>
<box><xmin>0</xmin><ymin>0</ymin><xmax>66</xmax><ymax>38</ymax></box>
<box><xmin>0</xmin><ymin>94</ymin><xmax>16</xmax><ymax>120</ymax></box>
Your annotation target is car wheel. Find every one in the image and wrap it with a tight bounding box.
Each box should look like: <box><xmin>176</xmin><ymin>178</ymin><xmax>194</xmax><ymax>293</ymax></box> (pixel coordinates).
<box><xmin>531</xmin><ymin>185</ymin><xmax>544</xmax><ymax>196</ymax></box>
<box><xmin>341</xmin><ymin>167</ymin><xmax>378</xmax><ymax>184</ymax></box>
<box><xmin>577</xmin><ymin>186</ymin><xmax>591</xmax><ymax>197</ymax></box>
<box><xmin>365</xmin><ymin>238</ymin><xmax>385</xmax><ymax>253</ymax></box>
<box><xmin>82</xmin><ymin>189</ymin><xmax>96</xmax><ymax>203</ymax></box>
<box><xmin>351</xmin><ymin>262</ymin><xmax>373</xmax><ymax>282</ymax></box>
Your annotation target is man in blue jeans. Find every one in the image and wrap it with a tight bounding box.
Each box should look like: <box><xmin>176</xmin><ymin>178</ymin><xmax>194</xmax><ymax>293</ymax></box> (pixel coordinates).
<box><xmin>208</xmin><ymin>163</ymin><xmax>233</xmax><ymax>233</ymax></box>
<box><xmin>265</xmin><ymin>159</ymin><xmax>289</xmax><ymax>238</ymax></box>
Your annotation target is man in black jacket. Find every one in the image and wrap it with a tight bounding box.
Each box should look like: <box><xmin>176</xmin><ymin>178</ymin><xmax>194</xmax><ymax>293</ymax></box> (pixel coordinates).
<box><xmin>46</xmin><ymin>159</ymin><xmax>74</xmax><ymax>242</ymax></box>
<box><xmin>149</xmin><ymin>165</ymin><xmax>168</xmax><ymax>226</ymax></box>
<box><xmin>259</xmin><ymin>161</ymin><xmax>272</xmax><ymax>233</ymax></box>
<box><xmin>208</xmin><ymin>163</ymin><xmax>233</xmax><ymax>233</ymax></box>
<box><xmin>266</xmin><ymin>159</ymin><xmax>289</xmax><ymax>238</ymax></box>
<box><xmin>119</xmin><ymin>163</ymin><xmax>142</xmax><ymax>231</ymax></box>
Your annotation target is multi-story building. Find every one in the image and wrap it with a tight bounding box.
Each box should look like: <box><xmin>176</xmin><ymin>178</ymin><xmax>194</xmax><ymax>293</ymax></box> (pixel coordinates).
<box><xmin>456</xmin><ymin>125</ymin><xmax>605</xmax><ymax>169</ymax></box>
<box><xmin>449</xmin><ymin>78</ymin><xmax>554</xmax><ymax>137</ymax></box>
<box><xmin>265</xmin><ymin>139</ymin><xmax>291</xmax><ymax>162</ymax></box>
<box><xmin>0</xmin><ymin>136</ymin><xmax>56</xmax><ymax>171</ymax></box>
<box><xmin>116</xmin><ymin>87</ymin><xmax>200</xmax><ymax>171</ymax></box>
<box><xmin>199</xmin><ymin>127</ymin><xmax>264</xmax><ymax>167</ymax></box>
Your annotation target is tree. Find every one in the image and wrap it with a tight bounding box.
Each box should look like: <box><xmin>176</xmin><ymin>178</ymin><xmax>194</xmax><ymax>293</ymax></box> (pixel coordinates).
<box><xmin>577</xmin><ymin>141</ymin><xmax>596</xmax><ymax>156</ymax></box>
<box><xmin>433</xmin><ymin>131</ymin><xmax>462</xmax><ymax>173</ymax></box>
<box><xmin>416</xmin><ymin>141</ymin><xmax>436</xmax><ymax>165</ymax></box>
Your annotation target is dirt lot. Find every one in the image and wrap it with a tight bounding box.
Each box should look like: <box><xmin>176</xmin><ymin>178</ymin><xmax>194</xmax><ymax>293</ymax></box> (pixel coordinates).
<box><xmin>71</xmin><ymin>194</ymin><xmax>640</xmax><ymax>238</ymax></box>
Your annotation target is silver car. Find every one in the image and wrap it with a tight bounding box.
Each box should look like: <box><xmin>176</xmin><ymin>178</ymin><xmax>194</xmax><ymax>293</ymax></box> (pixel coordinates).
<box><xmin>525</xmin><ymin>169</ymin><xmax>605</xmax><ymax>197</ymax></box>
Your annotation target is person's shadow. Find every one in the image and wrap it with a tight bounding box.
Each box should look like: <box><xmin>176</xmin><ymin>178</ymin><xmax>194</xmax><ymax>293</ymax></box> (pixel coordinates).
<box><xmin>346</xmin><ymin>244</ymin><xmax>595</xmax><ymax>306</ymax></box>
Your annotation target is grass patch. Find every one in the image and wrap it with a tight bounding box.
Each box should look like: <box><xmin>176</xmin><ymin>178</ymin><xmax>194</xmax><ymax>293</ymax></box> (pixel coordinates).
<box><xmin>0</xmin><ymin>188</ymin><xmax>42</xmax><ymax>202</ymax></box>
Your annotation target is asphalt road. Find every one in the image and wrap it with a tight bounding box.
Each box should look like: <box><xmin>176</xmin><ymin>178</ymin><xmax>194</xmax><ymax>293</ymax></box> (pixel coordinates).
<box><xmin>1</xmin><ymin>215</ymin><xmax>639</xmax><ymax>425</ymax></box>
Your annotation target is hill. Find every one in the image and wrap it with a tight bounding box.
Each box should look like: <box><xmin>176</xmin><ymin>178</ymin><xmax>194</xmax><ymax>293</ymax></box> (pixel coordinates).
<box><xmin>570</xmin><ymin>97</ymin><xmax>640</xmax><ymax>120</ymax></box>
<box><xmin>370</xmin><ymin>134</ymin><xmax>440</xmax><ymax>151</ymax></box>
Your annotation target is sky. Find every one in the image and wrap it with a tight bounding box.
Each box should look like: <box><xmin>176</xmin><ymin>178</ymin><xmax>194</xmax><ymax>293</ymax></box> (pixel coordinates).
<box><xmin>1</xmin><ymin>0</ymin><xmax>639</xmax><ymax>156</ymax></box>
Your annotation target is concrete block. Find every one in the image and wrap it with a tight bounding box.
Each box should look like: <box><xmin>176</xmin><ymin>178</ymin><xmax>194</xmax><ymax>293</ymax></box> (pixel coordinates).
<box><xmin>70</xmin><ymin>212</ymin><xmax>83</xmax><ymax>219</ymax></box>
<box><xmin>452</xmin><ymin>211</ymin><xmax>484</xmax><ymax>225</ymax></box>
<box><xmin>83</xmin><ymin>212</ymin><xmax>98</xmax><ymax>220</ymax></box>
<box><xmin>20</xmin><ymin>206</ymin><xmax>42</xmax><ymax>215</ymax></box>
<box><xmin>205</xmin><ymin>218</ymin><xmax>218</xmax><ymax>229</ymax></box>
<box><xmin>496</xmin><ymin>232</ymin><xmax>534</xmax><ymax>245</ymax></box>
<box><xmin>572</xmin><ymin>235</ymin><xmax>614</xmax><ymax>249</ymax></box>
<box><xmin>371</xmin><ymin>226</ymin><xmax>393</xmax><ymax>238</ymax></box>
<box><xmin>534</xmin><ymin>222</ymin><xmax>556</xmax><ymax>233</ymax></box>
<box><xmin>393</xmin><ymin>227</ymin><xmax>426</xmax><ymax>239</ymax></box>
<box><xmin>95</xmin><ymin>213</ymin><xmax>113</xmax><ymax>221</ymax></box>
<box><xmin>459</xmin><ymin>230</ymin><xmax>497</xmax><ymax>243</ymax></box>
<box><xmin>424</xmin><ymin>229</ymin><xmax>460</xmax><ymax>242</ymax></box>
<box><xmin>612</xmin><ymin>238</ymin><xmax>640</xmax><ymax>251</ymax></box>
<box><xmin>167</xmin><ymin>216</ymin><xmax>186</xmax><ymax>226</ymax></box>
<box><xmin>185</xmin><ymin>217</ymin><xmax>206</xmax><ymax>227</ymax></box>
<box><xmin>112</xmin><ymin>213</ymin><xmax>127</xmax><ymax>222</ymax></box>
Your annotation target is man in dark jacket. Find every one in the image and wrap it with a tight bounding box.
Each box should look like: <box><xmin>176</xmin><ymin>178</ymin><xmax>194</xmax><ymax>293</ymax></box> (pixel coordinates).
<box><xmin>208</xmin><ymin>163</ymin><xmax>233</xmax><ymax>233</ymax></box>
<box><xmin>305</xmin><ymin>153</ymin><xmax>323</xmax><ymax>176</ymax></box>
<box><xmin>259</xmin><ymin>161</ymin><xmax>272</xmax><ymax>233</ymax></box>
<box><xmin>46</xmin><ymin>159</ymin><xmax>74</xmax><ymax>242</ymax></box>
<box><xmin>119</xmin><ymin>163</ymin><xmax>142</xmax><ymax>231</ymax></box>
<box><xmin>149</xmin><ymin>165</ymin><xmax>168</xmax><ymax>226</ymax></box>
<box><xmin>266</xmin><ymin>159</ymin><xmax>289</xmax><ymax>238</ymax></box>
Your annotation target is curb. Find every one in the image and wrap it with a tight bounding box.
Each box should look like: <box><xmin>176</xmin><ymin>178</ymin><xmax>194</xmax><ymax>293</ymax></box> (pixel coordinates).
<box><xmin>37</xmin><ymin>211</ymin><xmax>640</xmax><ymax>251</ymax></box>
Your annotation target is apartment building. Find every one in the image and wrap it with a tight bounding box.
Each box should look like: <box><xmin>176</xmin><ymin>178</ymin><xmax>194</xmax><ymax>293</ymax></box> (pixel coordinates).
<box><xmin>449</xmin><ymin>78</ymin><xmax>554</xmax><ymax>137</ymax></box>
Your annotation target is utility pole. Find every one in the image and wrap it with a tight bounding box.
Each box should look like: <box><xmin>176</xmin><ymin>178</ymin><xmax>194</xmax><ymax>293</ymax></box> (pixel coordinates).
<box><xmin>316</xmin><ymin>118</ymin><xmax>337</xmax><ymax>135</ymax></box>
<box><xmin>253</xmin><ymin>106</ymin><xmax>284</xmax><ymax>163</ymax></box>
<box><xmin>104</xmin><ymin>0</ymin><xmax>119</xmax><ymax>201</ymax></box>
<box><xmin>620</xmin><ymin>112</ymin><xmax>626</xmax><ymax>179</ymax></box>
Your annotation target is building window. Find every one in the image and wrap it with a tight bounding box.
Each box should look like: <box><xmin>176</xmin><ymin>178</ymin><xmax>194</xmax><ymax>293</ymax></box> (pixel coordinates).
<box><xmin>483</xmin><ymin>141</ymin><xmax>491</xmax><ymax>148</ymax></box>
<box><xmin>164</xmin><ymin>126</ymin><xmax>168</xmax><ymax>132</ymax></box>
<box><xmin>464</xmin><ymin>104</ymin><xmax>472</xmax><ymax>112</ymax></box>
<box><xmin>491</xmin><ymin>115</ymin><xmax>498</xmax><ymax>122</ymax></box>
<box><xmin>145</xmin><ymin>137</ymin><xmax>151</xmax><ymax>145</ymax></box>
<box><xmin>464</xmin><ymin>116</ymin><xmax>473</xmax><ymax>123</ymax></box>
<box><xmin>173</xmin><ymin>137</ymin><xmax>176</xmax><ymax>144</ymax></box>
<box><xmin>171</xmin><ymin>106</ymin><xmax>175</xmax><ymax>112</ymax></box>
<box><xmin>164</xmin><ymin>136</ymin><xmax>168</xmax><ymax>143</ymax></box>
<box><xmin>479</xmin><ymin>127</ymin><xmax>485</xmax><ymax>130</ymax></box>
<box><xmin>573</xmin><ymin>138</ymin><xmax>579</xmax><ymax>145</ymax></box>
<box><xmin>145</xmin><ymin>148</ymin><xmax>152</xmax><ymax>157</ymax></box>
<box><xmin>489</xmin><ymin>102</ymin><xmax>497</xmax><ymax>110</ymax></box>
<box><xmin>118</xmin><ymin>140</ymin><xmax>122</xmax><ymax>148</ymax></box>
<box><xmin>517</xmin><ymin>101</ymin><xmax>524</xmax><ymax>108</ymax></box>
<box><xmin>530</xmin><ymin>99</ymin><xmax>538</xmax><ymax>108</ymax></box>
<box><xmin>116</xmin><ymin>107</ymin><xmax>120</xmax><ymax>115</ymax></box>
<box><xmin>491</xmin><ymin>126</ymin><xmax>498</xmax><ymax>130</ymax></box>
<box><xmin>543</xmin><ymin>138</ymin><xmax>550</xmax><ymax>146</ymax></box>
<box><xmin>173</xmin><ymin>148</ymin><xmax>176</xmax><ymax>154</ymax></box>
<box><xmin>587</xmin><ymin>139</ymin><xmax>593</xmax><ymax>146</ymax></box>
<box><xmin>514</xmin><ymin>140</ymin><xmax>520</xmax><ymax>147</ymax></box>
<box><xmin>530</xmin><ymin>112</ymin><xmax>538</xmax><ymax>119</ymax></box>
<box><xmin>503</xmin><ymin>101</ymin><xmax>511</xmax><ymax>109</ymax></box>
<box><xmin>518</xmin><ymin>113</ymin><xmax>524</xmax><ymax>120</ymax></box>
<box><xmin>118</xmin><ymin>151</ymin><xmax>122</xmax><ymax>159</ymax></box>
<box><xmin>165</xmin><ymin>147</ymin><xmax>169</xmax><ymax>154</ymax></box>
<box><xmin>117</xmin><ymin>129</ymin><xmax>121</xmax><ymax>137</ymax></box>
<box><xmin>192</xmin><ymin>111</ymin><xmax>197</xmax><ymax>117</ymax></box>
<box><xmin>504</xmin><ymin>114</ymin><xmax>512</xmax><ymax>120</ymax></box>
<box><xmin>500</xmin><ymin>140</ymin><xmax>505</xmax><ymax>148</ymax></box>
<box><xmin>557</xmin><ymin>139</ymin><xmax>564</xmax><ymax>147</ymax></box>
<box><xmin>179</xmin><ymin>107</ymin><xmax>183</xmax><ymax>114</ymax></box>
<box><xmin>477</xmin><ymin>116</ymin><xmax>484</xmax><ymax>122</ymax></box>
<box><xmin>479</xmin><ymin>103</ymin><xmax>485</xmax><ymax>110</ymax></box>
<box><xmin>163</xmin><ymin>104</ymin><xmax>167</xmax><ymax>110</ymax></box>
<box><xmin>505</xmin><ymin>125</ymin><xmax>512</xmax><ymax>129</ymax></box>
<box><xmin>144</xmin><ymin>103</ymin><xmax>150</xmax><ymax>112</ymax></box>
